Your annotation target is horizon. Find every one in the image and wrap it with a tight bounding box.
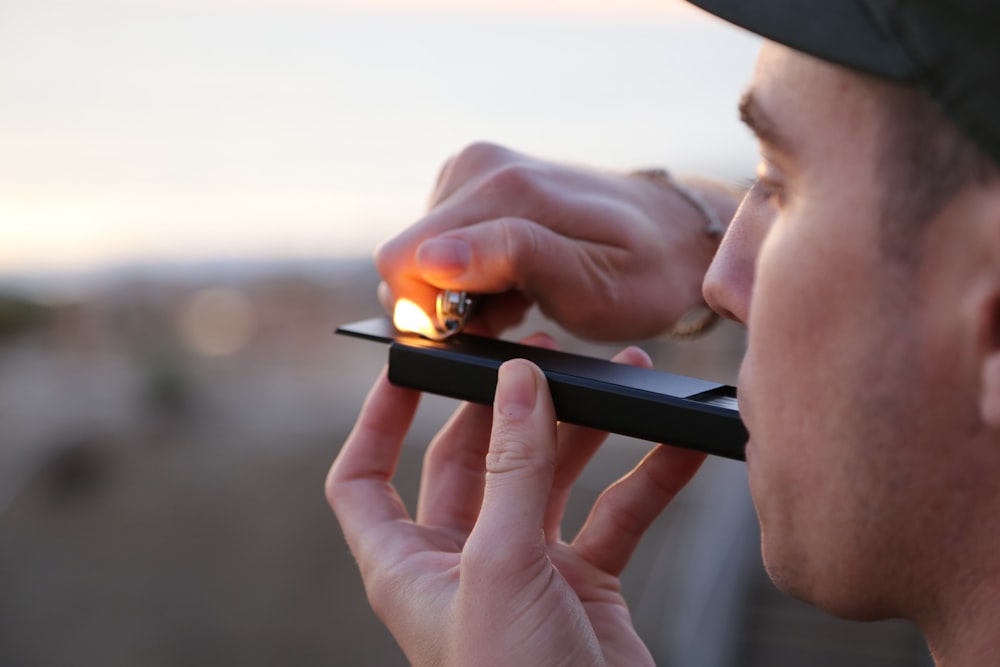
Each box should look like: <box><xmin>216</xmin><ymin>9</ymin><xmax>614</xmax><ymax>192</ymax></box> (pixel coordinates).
<box><xmin>1</xmin><ymin>0</ymin><xmax>760</xmax><ymax>279</ymax></box>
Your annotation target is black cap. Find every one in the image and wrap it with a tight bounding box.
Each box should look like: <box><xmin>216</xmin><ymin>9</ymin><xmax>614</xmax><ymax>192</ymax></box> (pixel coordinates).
<box><xmin>686</xmin><ymin>0</ymin><xmax>1000</xmax><ymax>166</ymax></box>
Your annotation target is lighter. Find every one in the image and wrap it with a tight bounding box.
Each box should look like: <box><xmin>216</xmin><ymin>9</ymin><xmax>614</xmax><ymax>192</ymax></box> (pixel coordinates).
<box><xmin>435</xmin><ymin>290</ymin><xmax>473</xmax><ymax>336</ymax></box>
<box><xmin>393</xmin><ymin>290</ymin><xmax>473</xmax><ymax>341</ymax></box>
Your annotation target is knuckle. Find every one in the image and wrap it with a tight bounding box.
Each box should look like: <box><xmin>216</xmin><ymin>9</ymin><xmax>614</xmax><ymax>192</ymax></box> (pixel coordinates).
<box><xmin>476</xmin><ymin>162</ymin><xmax>543</xmax><ymax>201</ymax></box>
<box><xmin>454</xmin><ymin>141</ymin><xmax>510</xmax><ymax>172</ymax></box>
<box><xmin>600</xmin><ymin>491</ymin><xmax>649</xmax><ymax>539</ymax></box>
<box><xmin>611</xmin><ymin>506</ymin><xmax>648</xmax><ymax>540</ymax></box>
<box><xmin>497</xmin><ymin>217</ymin><xmax>539</xmax><ymax>283</ymax></box>
<box><xmin>485</xmin><ymin>443</ymin><xmax>535</xmax><ymax>475</ymax></box>
<box><xmin>486</xmin><ymin>429</ymin><xmax>555</xmax><ymax>475</ymax></box>
<box><xmin>640</xmin><ymin>453</ymin><xmax>690</xmax><ymax>499</ymax></box>
<box><xmin>485</xmin><ymin>433</ymin><xmax>548</xmax><ymax>476</ymax></box>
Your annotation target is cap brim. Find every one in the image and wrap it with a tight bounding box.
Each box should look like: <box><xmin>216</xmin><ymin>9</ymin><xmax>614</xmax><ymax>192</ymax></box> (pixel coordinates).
<box><xmin>687</xmin><ymin>0</ymin><xmax>919</xmax><ymax>82</ymax></box>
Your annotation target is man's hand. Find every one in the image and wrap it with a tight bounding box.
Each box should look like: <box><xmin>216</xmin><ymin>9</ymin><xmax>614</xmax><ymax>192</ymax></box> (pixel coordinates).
<box><xmin>326</xmin><ymin>337</ymin><xmax>706</xmax><ymax>666</ymax></box>
<box><xmin>375</xmin><ymin>143</ymin><xmax>735</xmax><ymax>341</ymax></box>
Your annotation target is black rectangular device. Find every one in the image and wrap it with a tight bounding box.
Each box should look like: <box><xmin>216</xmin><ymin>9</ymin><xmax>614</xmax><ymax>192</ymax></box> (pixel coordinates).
<box><xmin>336</xmin><ymin>317</ymin><xmax>747</xmax><ymax>461</ymax></box>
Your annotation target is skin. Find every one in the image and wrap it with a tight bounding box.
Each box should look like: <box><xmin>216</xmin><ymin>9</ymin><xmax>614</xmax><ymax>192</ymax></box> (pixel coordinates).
<box><xmin>328</xmin><ymin>41</ymin><xmax>1000</xmax><ymax>667</ymax></box>
<box><xmin>710</xmin><ymin>44</ymin><xmax>934</xmax><ymax>616</ymax></box>
<box><xmin>704</xmin><ymin>44</ymin><xmax>1000</xmax><ymax>666</ymax></box>
<box><xmin>327</xmin><ymin>338</ymin><xmax>705</xmax><ymax>666</ymax></box>
<box><xmin>373</xmin><ymin>142</ymin><xmax>738</xmax><ymax>341</ymax></box>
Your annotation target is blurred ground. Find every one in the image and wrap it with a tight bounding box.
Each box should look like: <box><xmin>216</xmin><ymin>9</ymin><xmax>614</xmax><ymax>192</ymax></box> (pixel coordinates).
<box><xmin>0</xmin><ymin>260</ymin><xmax>932</xmax><ymax>666</ymax></box>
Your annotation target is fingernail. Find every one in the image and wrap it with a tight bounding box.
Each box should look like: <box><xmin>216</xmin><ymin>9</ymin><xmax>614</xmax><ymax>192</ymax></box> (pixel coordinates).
<box><xmin>417</xmin><ymin>238</ymin><xmax>470</xmax><ymax>276</ymax></box>
<box><xmin>496</xmin><ymin>360</ymin><xmax>538</xmax><ymax>420</ymax></box>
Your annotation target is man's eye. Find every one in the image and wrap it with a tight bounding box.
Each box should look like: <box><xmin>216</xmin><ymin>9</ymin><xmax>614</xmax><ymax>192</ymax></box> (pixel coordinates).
<box><xmin>752</xmin><ymin>160</ymin><xmax>787</xmax><ymax>207</ymax></box>
<box><xmin>756</xmin><ymin>177</ymin><xmax>783</xmax><ymax>201</ymax></box>
<box><xmin>750</xmin><ymin>176</ymin><xmax>785</xmax><ymax>207</ymax></box>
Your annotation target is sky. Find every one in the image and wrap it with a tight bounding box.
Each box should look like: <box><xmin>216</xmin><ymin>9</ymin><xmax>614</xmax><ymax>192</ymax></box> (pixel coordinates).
<box><xmin>0</xmin><ymin>0</ymin><xmax>761</xmax><ymax>278</ymax></box>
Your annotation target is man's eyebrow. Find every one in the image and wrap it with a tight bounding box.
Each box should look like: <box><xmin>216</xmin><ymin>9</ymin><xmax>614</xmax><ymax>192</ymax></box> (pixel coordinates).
<box><xmin>738</xmin><ymin>89</ymin><xmax>791</xmax><ymax>154</ymax></box>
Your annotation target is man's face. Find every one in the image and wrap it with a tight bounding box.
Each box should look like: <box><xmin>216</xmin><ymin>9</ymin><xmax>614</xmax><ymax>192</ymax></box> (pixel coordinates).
<box><xmin>703</xmin><ymin>43</ymin><xmax>983</xmax><ymax>619</ymax></box>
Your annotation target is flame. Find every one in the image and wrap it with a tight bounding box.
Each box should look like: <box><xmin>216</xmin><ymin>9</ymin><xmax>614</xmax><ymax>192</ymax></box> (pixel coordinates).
<box><xmin>393</xmin><ymin>298</ymin><xmax>442</xmax><ymax>339</ymax></box>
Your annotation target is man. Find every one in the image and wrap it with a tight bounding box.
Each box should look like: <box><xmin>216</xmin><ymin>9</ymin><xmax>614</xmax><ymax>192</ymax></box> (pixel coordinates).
<box><xmin>327</xmin><ymin>1</ymin><xmax>1000</xmax><ymax>665</ymax></box>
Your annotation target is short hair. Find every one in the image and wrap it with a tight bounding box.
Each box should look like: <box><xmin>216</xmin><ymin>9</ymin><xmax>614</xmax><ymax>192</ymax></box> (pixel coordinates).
<box><xmin>876</xmin><ymin>80</ymin><xmax>1000</xmax><ymax>262</ymax></box>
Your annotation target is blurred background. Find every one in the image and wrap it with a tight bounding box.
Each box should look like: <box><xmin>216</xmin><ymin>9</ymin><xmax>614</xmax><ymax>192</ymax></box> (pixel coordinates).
<box><xmin>1</xmin><ymin>0</ymin><xmax>933</xmax><ymax>664</ymax></box>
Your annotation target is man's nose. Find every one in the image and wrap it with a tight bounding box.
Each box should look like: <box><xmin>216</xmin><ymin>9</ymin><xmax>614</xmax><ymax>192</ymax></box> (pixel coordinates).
<box><xmin>702</xmin><ymin>195</ymin><xmax>770</xmax><ymax>325</ymax></box>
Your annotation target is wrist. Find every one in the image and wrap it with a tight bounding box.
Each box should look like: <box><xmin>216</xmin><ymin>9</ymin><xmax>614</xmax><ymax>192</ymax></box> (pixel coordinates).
<box><xmin>629</xmin><ymin>169</ymin><xmax>742</xmax><ymax>338</ymax></box>
<box><xmin>630</xmin><ymin>168</ymin><xmax>729</xmax><ymax>238</ymax></box>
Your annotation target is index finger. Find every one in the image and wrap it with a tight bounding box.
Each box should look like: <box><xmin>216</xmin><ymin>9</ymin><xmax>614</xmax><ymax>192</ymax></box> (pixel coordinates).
<box><xmin>325</xmin><ymin>368</ymin><xmax>422</xmax><ymax>543</ymax></box>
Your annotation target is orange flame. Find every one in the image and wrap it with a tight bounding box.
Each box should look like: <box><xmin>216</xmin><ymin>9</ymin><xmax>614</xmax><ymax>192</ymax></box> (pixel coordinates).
<box><xmin>393</xmin><ymin>298</ymin><xmax>446</xmax><ymax>340</ymax></box>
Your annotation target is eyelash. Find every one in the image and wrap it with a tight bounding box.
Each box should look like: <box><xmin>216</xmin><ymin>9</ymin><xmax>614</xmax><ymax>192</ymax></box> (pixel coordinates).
<box><xmin>754</xmin><ymin>177</ymin><xmax>784</xmax><ymax>204</ymax></box>
<box><xmin>751</xmin><ymin>162</ymin><xmax>787</xmax><ymax>207</ymax></box>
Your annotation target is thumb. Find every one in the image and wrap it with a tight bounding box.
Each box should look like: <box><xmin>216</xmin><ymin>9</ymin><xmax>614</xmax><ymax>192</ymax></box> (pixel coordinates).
<box><xmin>466</xmin><ymin>359</ymin><xmax>557</xmax><ymax>564</ymax></box>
